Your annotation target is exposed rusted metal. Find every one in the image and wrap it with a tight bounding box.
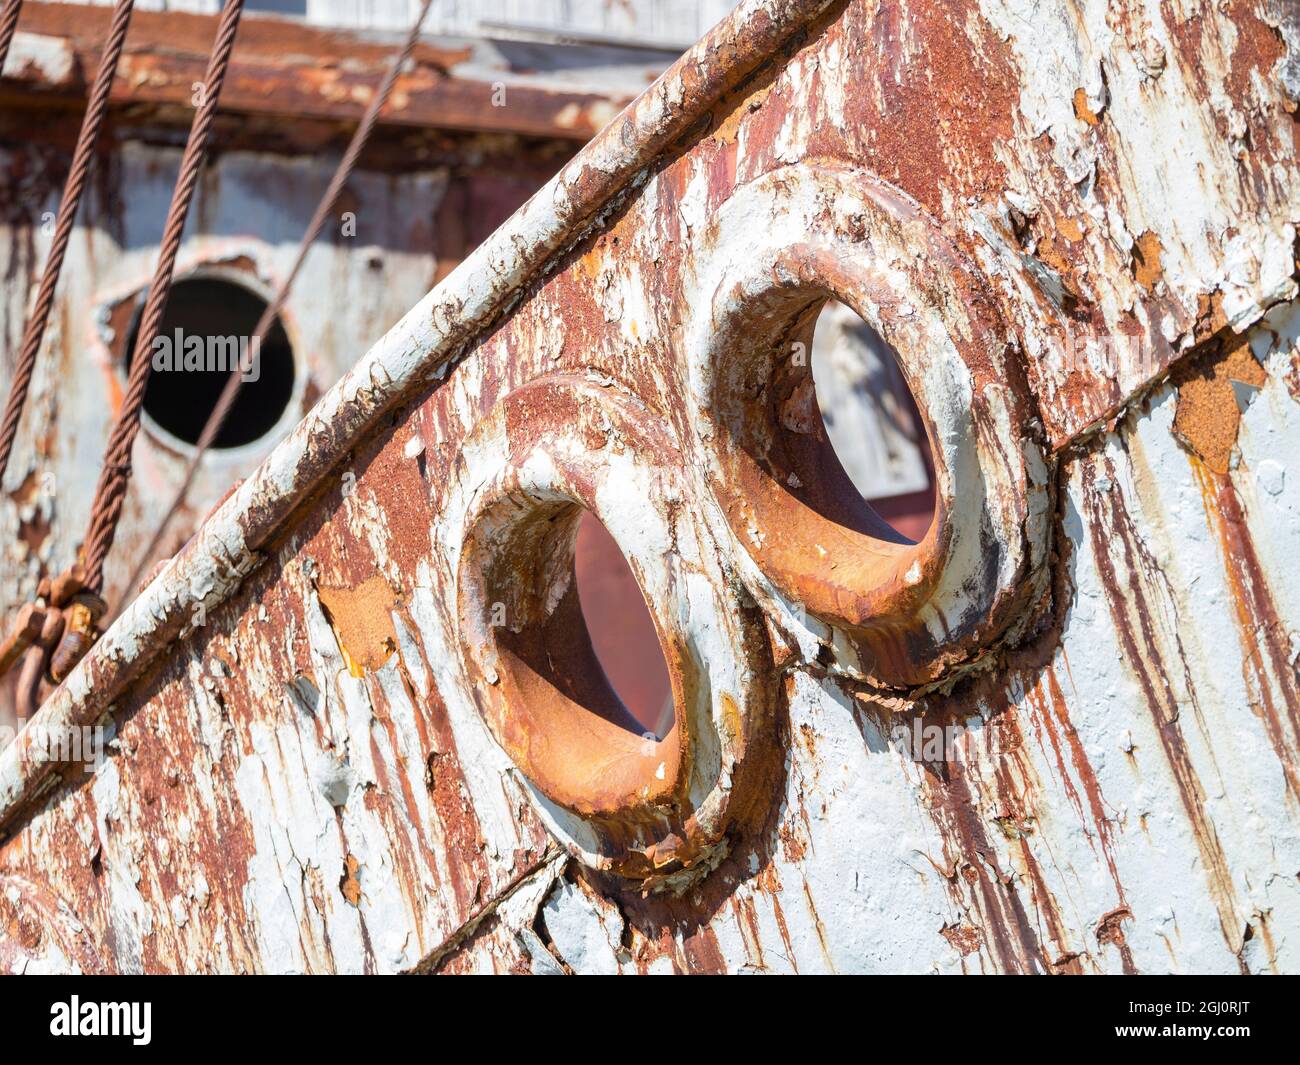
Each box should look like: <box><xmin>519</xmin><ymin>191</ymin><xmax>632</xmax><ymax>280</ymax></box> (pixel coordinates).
<box><xmin>1</xmin><ymin>0</ymin><xmax>1298</xmax><ymax>974</ymax></box>
<box><xmin>47</xmin><ymin>592</ymin><xmax>105</xmax><ymax>685</ymax></box>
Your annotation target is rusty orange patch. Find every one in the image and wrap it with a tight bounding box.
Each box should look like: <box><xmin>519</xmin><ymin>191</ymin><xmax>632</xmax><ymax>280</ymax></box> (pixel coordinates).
<box><xmin>941</xmin><ymin>922</ymin><xmax>982</xmax><ymax>956</ymax></box>
<box><xmin>713</xmin><ymin>82</ymin><xmax>774</xmax><ymax>145</ymax></box>
<box><xmin>1132</xmin><ymin>230</ymin><xmax>1164</xmax><ymax>291</ymax></box>
<box><xmin>340</xmin><ymin>854</ymin><xmax>361</xmax><ymax>906</ymax></box>
<box><xmin>318</xmin><ymin>576</ymin><xmax>400</xmax><ymax>675</ymax></box>
<box><xmin>1073</xmin><ymin>87</ymin><xmax>1101</xmax><ymax>125</ymax></box>
<box><xmin>1095</xmin><ymin>906</ymin><xmax>1133</xmax><ymax>948</ymax></box>
<box><xmin>1056</xmin><ymin>214</ymin><xmax>1084</xmax><ymax>242</ymax></box>
<box><xmin>1173</xmin><ymin>335</ymin><xmax>1267</xmax><ymax>474</ymax></box>
<box><xmin>1195</xmin><ymin>289</ymin><xmax>1230</xmax><ymax>339</ymax></box>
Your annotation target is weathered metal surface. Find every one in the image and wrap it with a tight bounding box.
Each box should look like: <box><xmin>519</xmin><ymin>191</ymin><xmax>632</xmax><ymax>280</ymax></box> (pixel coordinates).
<box><xmin>1</xmin><ymin>0</ymin><xmax>1298</xmax><ymax>973</ymax></box>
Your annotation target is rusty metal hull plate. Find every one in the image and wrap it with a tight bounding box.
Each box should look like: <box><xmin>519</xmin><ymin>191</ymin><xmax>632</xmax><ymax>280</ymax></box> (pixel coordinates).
<box><xmin>1</xmin><ymin>0</ymin><xmax>1298</xmax><ymax>973</ymax></box>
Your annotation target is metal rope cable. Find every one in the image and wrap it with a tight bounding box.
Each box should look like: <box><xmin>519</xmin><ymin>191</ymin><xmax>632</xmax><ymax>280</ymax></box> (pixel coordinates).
<box><xmin>0</xmin><ymin>0</ymin><xmax>22</xmax><ymax>74</ymax></box>
<box><xmin>118</xmin><ymin>0</ymin><xmax>436</xmax><ymax>607</ymax></box>
<box><xmin>0</xmin><ymin>0</ymin><xmax>136</xmax><ymax>486</ymax></box>
<box><xmin>81</xmin><ymin>0</ymin><xmax>246</xmax><ymax>596</ymax></box>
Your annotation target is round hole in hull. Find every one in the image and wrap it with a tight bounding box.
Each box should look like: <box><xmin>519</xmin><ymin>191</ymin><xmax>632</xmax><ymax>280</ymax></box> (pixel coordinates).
<box><xmin>123</xmin><ymin>275</ymin><xmax>294</xmax><ymax>450</ymax></box>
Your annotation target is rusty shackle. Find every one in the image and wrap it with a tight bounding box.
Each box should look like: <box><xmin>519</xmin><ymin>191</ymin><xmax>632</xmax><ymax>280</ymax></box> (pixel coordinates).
<box><xmin>0</xmin><ymin>601</ymin><xmax>46</xmax><ymax>680</ymax></box>
<box><xmin>3</xmin><ymin>563</ymin><xmax>107</xmax><ymax>720</ymax></box>
<box><xmin>49</xmin><ymin>591</ymin><xmax>108</xmax><ymax>685</ymax></box>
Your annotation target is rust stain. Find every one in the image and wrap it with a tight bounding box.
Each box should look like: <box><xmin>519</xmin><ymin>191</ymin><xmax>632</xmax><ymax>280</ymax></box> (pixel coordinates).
<box><xmin>730</xmin><ymin>895</ymin><xmax>767</xmax><ymax>970</ymax></box>
<box><xmin>919</xmin><ymin>749</ymin><xmax>1050</xmax><ymax>974</ymax></box>
<box><xmin>1095</xmin><ymin>906</ymin><xmax>1137</xmax><ymax>974</ymax></box>
<box><xmin>0</xmin><ymin>890</ymin><xmax>43</xmax><ymax>952</ymax></box>
<box><xmin>981</xmin><ymin>706</ymin><xmax>1082</xmax><ymax>969</ymax></box>
<box><xmin>1193</xmin><ymin>459</ymin><xmax>1300</xmax><ymax>799</ymax></box>
<box><xmin>1253</xmin><ymin>914</ymin><xmax>1279</xmax><ymax>973</ymax></box>
<box><xmin>1082</xmin><ymin>458</ymin><xmax>1244</xmax><ymax>953</ymax></box>
<box><xmin>800</xmin><ymin>878</ymin><xmax>835</xmax><ymax>972</ymax></box>
<box><xmin>940</xmin><ymin>922</ymin><xmax>982</xmax><ymax>956</ymax></box>
<box><xmin>1027</xmin><ymin>667</ymin><xmax>1125</xmax><ymax>903</ymax></box>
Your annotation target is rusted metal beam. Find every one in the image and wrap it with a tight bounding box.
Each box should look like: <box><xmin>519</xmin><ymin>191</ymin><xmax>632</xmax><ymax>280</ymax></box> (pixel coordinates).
<box><xmin>0</xmin><ymin>1</ymin><xmax>644</xmax><ymax>141</ymax></box>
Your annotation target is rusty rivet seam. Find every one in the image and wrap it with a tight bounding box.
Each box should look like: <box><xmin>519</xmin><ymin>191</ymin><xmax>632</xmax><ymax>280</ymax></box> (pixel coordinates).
<box><xmin>0</xmin><ymin>0</ymin><xmax>838</xmax><ymax>834</ymax></box>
